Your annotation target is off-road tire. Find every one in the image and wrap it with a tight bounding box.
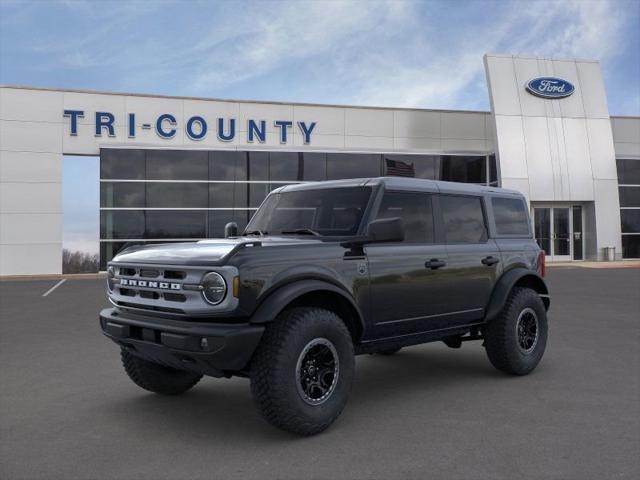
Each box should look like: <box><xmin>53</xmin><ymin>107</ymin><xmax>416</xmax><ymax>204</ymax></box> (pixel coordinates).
<box><xmin>250</xmin><ymin>307</ymin><xmax>355</xmax><ymax>436</ymax></box>
<box><xmin>376</xmin><ymin>347</ymin><xmax>402</xmax><ymax>355</ymax></box>
<box><xmin>484</xmin><ymin>287</ymin><xmax>548</xmax><ymax>375</ymax></box>
<box><xmin>120</xmin><ymin>349</ymin><xmax>202</xmax><ymax>395</ymax></box>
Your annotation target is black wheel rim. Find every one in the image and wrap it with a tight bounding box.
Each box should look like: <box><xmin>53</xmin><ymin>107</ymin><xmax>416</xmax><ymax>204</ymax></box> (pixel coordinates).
<box><xmin>295</xmin><ymin>338</ymin><xmax>339</xmax><ymax>406</ymax></box>
<box><xmin>516</xmin><ymin>307</ymin><xmax>539</xmax><ymax>354</ymax></box>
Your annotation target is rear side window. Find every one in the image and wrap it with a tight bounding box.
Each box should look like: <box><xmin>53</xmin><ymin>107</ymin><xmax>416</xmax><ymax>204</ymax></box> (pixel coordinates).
<box><xmin>492</xmin><ymin>197</ymin><xmax>530</xmax><ymax>235</ymax></box>
<box><xmin>440</xmin><ymin>195</ymin><xmax>487</xmax><ymax>243</ymax></box>
<box><xmin>375</xmin><ymin>191</ymin><xmax>434</xmax><ymax>243</ymax></box>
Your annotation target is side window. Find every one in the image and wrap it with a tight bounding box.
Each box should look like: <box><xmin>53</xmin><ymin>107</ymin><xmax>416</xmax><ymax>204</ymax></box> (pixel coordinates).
<box><xmin>492</xmin><ymin>197</ymin><xmax>530</xmax><ymax>235</ymax></box>
<box><xmin>440</xmin><ymin>195</ymin><xmax>487</xmax><ymax>243</ymax></box>
<box><xmin>375</xmin><ymin>191</ymin><xmax>434</xmax><ymax>243</ymax></box>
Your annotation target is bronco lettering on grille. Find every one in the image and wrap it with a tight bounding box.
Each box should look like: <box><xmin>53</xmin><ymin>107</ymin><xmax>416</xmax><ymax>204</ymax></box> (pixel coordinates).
<box><xmin>120</xmin><ymin>278</ymin><xmax>181</xmax><ymax>290</ymax></box>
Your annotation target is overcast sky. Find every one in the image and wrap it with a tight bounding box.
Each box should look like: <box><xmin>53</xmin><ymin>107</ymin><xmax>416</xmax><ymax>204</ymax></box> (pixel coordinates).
<box><xmin>1</xmin><ymin>0</ymin><xmax>639</xmax><ymax>253</ymax></box>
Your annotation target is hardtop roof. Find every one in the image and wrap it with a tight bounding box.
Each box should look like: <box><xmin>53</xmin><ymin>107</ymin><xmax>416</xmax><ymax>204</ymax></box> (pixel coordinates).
<box><xmin>276</xmin><ymin>177</ymin><xmax>523</xmax><ymax>197</ymax></box>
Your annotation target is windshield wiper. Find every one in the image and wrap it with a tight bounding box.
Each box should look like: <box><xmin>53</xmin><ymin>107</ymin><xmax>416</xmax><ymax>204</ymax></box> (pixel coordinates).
<box><xmin>281</xmin><ymin>228</ymin><xmax>321</xmax><ymax>236</ymax></box>
<box><xmin>244</xmin><ymin>230</ymin><xmax>268</xmax><ymax>236</ymax></box>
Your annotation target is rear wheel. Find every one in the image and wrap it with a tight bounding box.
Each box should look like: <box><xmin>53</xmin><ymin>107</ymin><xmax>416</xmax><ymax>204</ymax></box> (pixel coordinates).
<box><xmin>250</xmin><ymin>307</ymin><xmax>354</xmax><ymax>435</ymax></box>
<box><xmin>484</xmin><ymin>287</ymin><xmax>548</xmax><ymax>375</ymax></box>
<box><xmin>120</xmin><ymin>349</ymin><xmax>202</xmax><ymax>395</ymax></box>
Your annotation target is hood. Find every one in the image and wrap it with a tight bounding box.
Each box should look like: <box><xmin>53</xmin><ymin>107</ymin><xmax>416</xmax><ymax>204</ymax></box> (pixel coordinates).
<box><xmin>111</xmin><ymin>236</ymin><xmax>325</xmax><ymax>266</ymax></box>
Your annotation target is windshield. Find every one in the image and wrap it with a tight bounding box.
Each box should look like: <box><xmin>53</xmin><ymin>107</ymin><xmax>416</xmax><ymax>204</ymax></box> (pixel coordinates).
<box><xmin>245</xmin><ymin>186</ymin><xmax>372</xmax><ymax>237</ymax></box>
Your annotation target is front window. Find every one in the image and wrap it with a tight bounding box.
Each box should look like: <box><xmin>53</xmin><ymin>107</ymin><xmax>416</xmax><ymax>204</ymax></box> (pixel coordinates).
<box><xmin>245</xmin><ymin>187</ymin><xmax>372</xmax><ymax>236</ymax></box>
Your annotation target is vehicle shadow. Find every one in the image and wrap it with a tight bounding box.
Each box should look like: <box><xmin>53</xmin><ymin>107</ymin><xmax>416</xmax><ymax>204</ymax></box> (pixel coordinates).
<box><xmin>102</xmin><ymin>344</ymin><xmax>502</xmax><ymax>442</ymax></box>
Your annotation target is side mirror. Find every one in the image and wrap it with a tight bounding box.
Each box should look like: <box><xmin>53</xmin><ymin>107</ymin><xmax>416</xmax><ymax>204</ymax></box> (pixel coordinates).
<box><xmin>224</xmin><ymin>222</ymin><xmax>239</xmax><ymax>238</ymax></box>
<box><xmin>365</xmin><ymin>217</ymin><xmax>404</xmax><ymax>243</ymax></box>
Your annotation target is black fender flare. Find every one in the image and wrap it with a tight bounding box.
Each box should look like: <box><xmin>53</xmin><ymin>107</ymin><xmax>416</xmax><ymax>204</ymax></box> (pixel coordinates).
<box><xmin>484</xmin><ymin>268</ymin><xmax>550</xmax><ymax>322</ymax></box>
<box><xmin>249</xmin><ymin>279</ymin><xmax>365</xmax><ymax>334</ymax></box>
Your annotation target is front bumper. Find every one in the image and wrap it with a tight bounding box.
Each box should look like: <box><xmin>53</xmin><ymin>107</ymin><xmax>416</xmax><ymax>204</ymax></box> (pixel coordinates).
<box><xmin>99</xmin><ymin>308</ymin><xmax>264</xmax><ymax>377</ymax></box>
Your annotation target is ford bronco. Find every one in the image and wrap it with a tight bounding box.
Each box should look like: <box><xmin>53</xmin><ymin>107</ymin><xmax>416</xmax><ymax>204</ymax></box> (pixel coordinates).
<box><xmin>100</xmin><ymin>177</ymin><xmax>550</xmax><ymax>435</ymax></box>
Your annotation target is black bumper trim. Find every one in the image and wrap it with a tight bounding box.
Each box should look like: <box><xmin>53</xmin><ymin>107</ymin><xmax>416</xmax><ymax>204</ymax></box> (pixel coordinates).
<box><xmin>99</xmin><ymin>308</ymin><xmax>264</xmax><ymax>376</ymax></box>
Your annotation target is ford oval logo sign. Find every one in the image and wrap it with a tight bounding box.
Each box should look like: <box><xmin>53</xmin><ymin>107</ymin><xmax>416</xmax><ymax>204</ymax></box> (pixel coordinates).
<box><xmin>526</xmin><ymin>77</ymin><xmax>575</xmax><ymax>99</ymax></box>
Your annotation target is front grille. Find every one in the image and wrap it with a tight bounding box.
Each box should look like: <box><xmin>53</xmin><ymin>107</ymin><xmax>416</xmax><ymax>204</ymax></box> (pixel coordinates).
<box><xmin>139</xmin><ymin>290</ymin><xmax>160</xmax><ymax>300</ymax></box>
<box><xmin>118</xmin><ymin>267</ymin><xmax>186</xmax><ymax>280</ymax></box>
<box><xmin>140</xmin><ymin>269</ymin><xmax>160</xmax><ymax>278</ymax></box>
<box><xmin>164</xmin><ymin>270</ymin><xmax>186</xmax><ymax>280</ymax></box>
<box><xmin>163</xmin><ymin>292</ymin><xmax>186</xmax><ymax>302</ymax></box>
<box><xmin>109</xmin><ymin>263</ymin><xmax>238</xmax><ymax>316</ymax></box>
<box><xmin>116</xmin><ymin>300</ymin><xmax>185</xmax><ymax>315</ymax></box>
<box><xmin>117</xmin><ymin>288</ymin><xmax>186</xmax><ymax>303</ymax></box>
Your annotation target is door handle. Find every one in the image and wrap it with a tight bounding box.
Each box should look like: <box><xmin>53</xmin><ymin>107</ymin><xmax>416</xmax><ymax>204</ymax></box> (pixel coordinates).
<box><xmin>425</xmin><ymin>259</ymin><xmax>446</xmax><ymax>270</ymax></box>
<box><xmin>481</xmin><ymin>256</ymin><xmax>500</xmax><ymax>266</ymax></box>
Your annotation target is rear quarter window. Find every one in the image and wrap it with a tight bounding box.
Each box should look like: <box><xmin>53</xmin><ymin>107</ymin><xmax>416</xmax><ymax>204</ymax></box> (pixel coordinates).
<box><xmin>491</xmin><ymin>197</ymin><xmax>530</xmax><ymax>236</ymax></box>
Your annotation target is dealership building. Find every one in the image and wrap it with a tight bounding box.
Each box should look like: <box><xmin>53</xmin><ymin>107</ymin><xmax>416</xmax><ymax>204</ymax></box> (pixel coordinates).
<box><xmin>1</xmin><ymin>53</ymin><xmax>639</xmax><ymax>275</ymax></box>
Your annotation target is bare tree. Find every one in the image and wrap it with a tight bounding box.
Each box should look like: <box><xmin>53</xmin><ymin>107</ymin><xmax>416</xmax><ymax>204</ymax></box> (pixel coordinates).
<box><xmin>62</xmin><ymin>248</ymin><xmax>99</xmax><ymax>274</ymax></box>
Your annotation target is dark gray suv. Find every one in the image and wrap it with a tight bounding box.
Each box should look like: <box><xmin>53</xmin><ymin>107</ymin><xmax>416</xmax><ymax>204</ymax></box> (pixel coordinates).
<box><xmin>100</xmin><ymin>177</ymin><xmax>550</xmax><ymax>435</ymax></box>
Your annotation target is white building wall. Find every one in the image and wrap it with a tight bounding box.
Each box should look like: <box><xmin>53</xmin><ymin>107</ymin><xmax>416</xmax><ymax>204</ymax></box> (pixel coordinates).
<box><xmin>0</xmin><ymin>88</ymin><xmax>64</xmax><ymax>275</ymax></box>
<box><xmin>611</xmin><ymin>116</ymin><xmax>640</xmax><ymax>159</ymax></box>
<box><xmin>484</xmin><ymin>54</ymin><xmax>622</xmax><ymax>260</ymax></box>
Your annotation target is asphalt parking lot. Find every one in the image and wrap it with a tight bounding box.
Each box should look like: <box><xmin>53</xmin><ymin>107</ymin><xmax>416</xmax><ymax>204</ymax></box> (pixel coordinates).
<box><xmin>1</xmin><ymin>267</ymin><xmax>639</xmax><ymax>480</ymax></box>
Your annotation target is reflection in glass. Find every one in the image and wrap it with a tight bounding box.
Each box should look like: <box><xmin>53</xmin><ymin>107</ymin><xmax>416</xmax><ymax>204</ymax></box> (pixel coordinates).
<box><xmin>553</xmin><ymin>208</ymin><xmax>570</xmax><ymax>256</ymax></box>
<box><xmin>100</xmin><ymin>183</ymin><xmax>145</xmax><ymax>208</ymax></box>
<box><xmin>100</xmin><ymin>211</ymin><xmax>145</xmax><ymax>239</ymax></box>
<box><xmin>145</xmin><ymin>210</ymin><xmax>206</xmax><ymax>238</ymax></box>
<box><xmin>489</xmin><ymin>154</ymin><xmax>498</xmax><ymax>185</ymax></box>
<box><xmin>269</xmin><ymin>152</ymin><xmax>300</xmax><ymax>181</ymax></box>
<box><xmin>441</xmin><ymin>155</ymin><xmax>486</xmax><ymax>184</ymax></box>
<box><xmin>616</xmin><ymin>158</ymin><xmax>640</xmax><ymax>185</ymax></box>
<box><xmin>440</xmin><ymin>195</ymin><xmax>487</xmax><ymax>243</ymax></box>
<box><xmin>209</xmin><ymin>183</ymin><xmax>234</xmax><ymax>207</ymax></box>
<box><xmin>302</xmin><ymin>153</ymin><xmax>327</xmax><ymax>181</ymax></box>
<box><xmin>492</xmin><ymin>198</ymin><xmax>530</xmax><ymax>235</ymax></box>
<box><xmin>327</xmin><ymin>153</ymin><xmax>381</xmax><ymax>179</ymax></box>
<box><xmin>621</xmin><ymin>210</ymin><xmax>640</xmax><ymax>233</ymax></box>
<box><xmin>376</xmin><ymin>192</ymin><xmax>434</xmax><ymax>243</ymax></box>
<box><xmin>209</xmin><ymin>151</ymin><xmax>247</xmax><ymax>181</ymax></box>
<box><xmin>249</xmin><ymin>183</ymin><xmax>270</xmax><ymax>208</ymax></box>
<box><xmin>247</xmin><ymin>187</ymin><xmax>372</xmax><ymax>236</ymax></box>
<box><xmin>248</xmin><ymin>151</ymin><xmax>269</xmax><ymax>180</ymax></box>
<box><xmin>146</xmin><ymin>183</ymin><xmax>208</xmax><ymax>208</ymax></box>
<box><xmin>146</xmin><ymin>150</ymin><xmax>208</xmax><ymax>180</ymax></box>
<box><xmin>534</xmin><ymin>208</ymin><xmax>550</xmax><ymax>254</ymax></box>
<box><xmin>572</xmin><ymin>206</ymin><xmax>583</xmax><ymax>260</ymax></box>
<box><xmin>622</xmin><ymin>235</ymin><xmax>640</xmax><ymax>259</ymax></box>
<box><xmin>100</xmin><ymin>149</ymin><xmax>145</xmax><ymax>179</ymax></box>
<box><xmin>618</xmin><ymin>186</ymin><xmax>640</xmax><ymax>207</ymax></box>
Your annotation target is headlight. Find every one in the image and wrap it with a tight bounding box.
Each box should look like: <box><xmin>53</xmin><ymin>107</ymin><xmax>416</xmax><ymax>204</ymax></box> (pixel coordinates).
<box><xmin>201</xmin><ymin>272</ymin><xmax>227</xmax><ymax>305</ymax></box>
<box><xmin>107</xmin><ymin>266</ymin><xmax>115</xmax><ymax>292</ymax></box>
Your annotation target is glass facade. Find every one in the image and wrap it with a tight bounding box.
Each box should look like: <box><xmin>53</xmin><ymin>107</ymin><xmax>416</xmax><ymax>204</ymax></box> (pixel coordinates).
<box><xmin>100</xmin><ymin>149</ymin><xmax>498</xmax><ymax>268</ymax></box>
<box><xmin>617</xmin><ymin>158</ymin><xmax>640</xmax><ymax>258</ymax></box>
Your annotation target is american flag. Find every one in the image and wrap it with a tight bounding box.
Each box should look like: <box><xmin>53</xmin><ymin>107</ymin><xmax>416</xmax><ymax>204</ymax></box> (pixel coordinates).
<box><xmin>385</xmin><ymin>158</ymin><xmax>415</xmax><ymax>177</ymax></box>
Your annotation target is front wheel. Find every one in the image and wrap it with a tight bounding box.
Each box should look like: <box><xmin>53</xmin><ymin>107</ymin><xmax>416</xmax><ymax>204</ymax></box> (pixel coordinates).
<box><xmin>121</xmin><ymin>349</ymin><xmax>202</xmax><ymax>395</ymax></box>
<box><xmin>250</xmin><ymin>307</ymin><xmax>355</xmax><ymax>435</ymax></box>
<box><xmin>484</xmin><ymin>287</ymin><xmax>548</xmax><ymax>375</ymax></box>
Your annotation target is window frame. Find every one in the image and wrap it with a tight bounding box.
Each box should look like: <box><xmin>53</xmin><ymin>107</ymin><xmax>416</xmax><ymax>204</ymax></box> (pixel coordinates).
<box><xmin>369</xmin><ymin>189</ymin><xmax>442</xmax><ymax>245</ymax></box>
<box><xmin>488</xmin><ymin>194</ymin><xmax>533</xmax><ymax>238</ymax></box>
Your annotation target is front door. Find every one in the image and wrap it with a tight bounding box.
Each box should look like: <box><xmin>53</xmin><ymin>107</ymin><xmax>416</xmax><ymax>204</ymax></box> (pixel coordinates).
<box><xmin>533</xmin><ymin>206</ymin><xmax>583</xmax><ymax>261</ymax></box>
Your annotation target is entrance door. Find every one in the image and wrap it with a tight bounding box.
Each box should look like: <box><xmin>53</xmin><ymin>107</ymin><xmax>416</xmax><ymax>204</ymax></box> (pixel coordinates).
<box><xmin>533</xmin><ymin>206</ymin><xmax>583</xmax><ymax>261</ymax></box>
<box><xmin>552</xmin><ymin>207</ymin><xmax>571</xmax><ymax>261</ymax></box>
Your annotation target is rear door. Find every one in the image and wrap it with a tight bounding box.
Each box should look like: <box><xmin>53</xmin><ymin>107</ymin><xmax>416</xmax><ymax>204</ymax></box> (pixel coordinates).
<box><xmin>438</xmin><ymin>193</ymin><xmax>501</xmax><ymax>326</ymax></box>
<box><xmin>366</xmin><ymin>190</ymin><xmax>450</xmax><ymax>338</ymax></box>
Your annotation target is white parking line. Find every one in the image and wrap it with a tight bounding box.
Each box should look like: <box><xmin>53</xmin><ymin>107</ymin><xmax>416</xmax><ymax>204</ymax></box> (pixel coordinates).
<box><xmin>42</xmin><ymin>279</ymin><xmax>67</xmax><ymax>297</ymax></box>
